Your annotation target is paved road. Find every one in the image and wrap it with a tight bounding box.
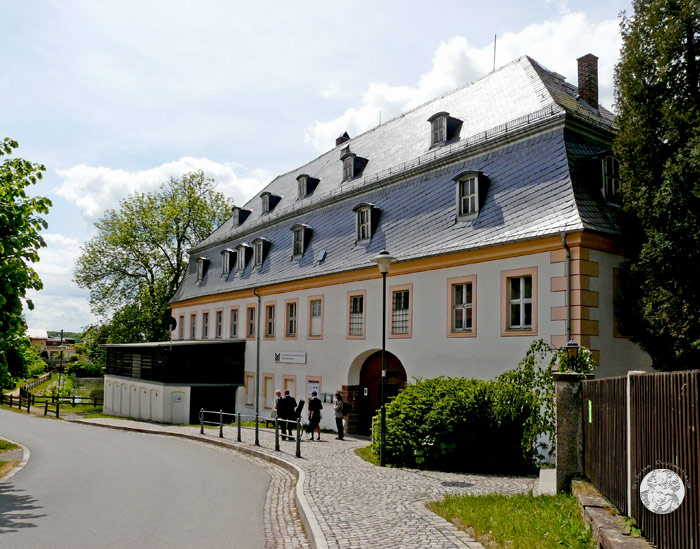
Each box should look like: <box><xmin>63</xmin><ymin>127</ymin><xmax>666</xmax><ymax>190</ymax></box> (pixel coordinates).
<box><xmin>0</xmin><ymin>410</ymin><xmax>270</xmax><ymax>548</ymax></box>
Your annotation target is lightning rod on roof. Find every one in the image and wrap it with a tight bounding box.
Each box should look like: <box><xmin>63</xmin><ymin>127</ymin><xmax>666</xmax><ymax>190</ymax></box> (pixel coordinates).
<box><xmin>493</xmin><ymin>34</ymin><xmax>497</xmax><ymax>72</ymax></box>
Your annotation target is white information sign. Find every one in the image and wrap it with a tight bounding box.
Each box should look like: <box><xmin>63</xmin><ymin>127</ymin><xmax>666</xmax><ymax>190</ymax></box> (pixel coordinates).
<box><xmin>274</xmin><ymin>351</ymin><xmax>307</xmax><ymax>364</ymax></box>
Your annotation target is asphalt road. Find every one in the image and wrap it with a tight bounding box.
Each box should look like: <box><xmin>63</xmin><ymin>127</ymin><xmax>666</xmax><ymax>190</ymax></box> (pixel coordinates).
<box><xmin>0</xmin><ymin>409</ymin><xmax>270</xmax><ymax>548</ymax></box>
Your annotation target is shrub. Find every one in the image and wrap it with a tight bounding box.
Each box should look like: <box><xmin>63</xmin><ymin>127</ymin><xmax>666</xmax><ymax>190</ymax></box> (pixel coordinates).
<box><xmin>371</xmin><ymin>376</ymin><xmax>537</xmax><ymax>473</ymax></box>
<box><xmin>66</xmin><ymin>362</ymin><xmax>103</xmax><ymax>377</ymax></box>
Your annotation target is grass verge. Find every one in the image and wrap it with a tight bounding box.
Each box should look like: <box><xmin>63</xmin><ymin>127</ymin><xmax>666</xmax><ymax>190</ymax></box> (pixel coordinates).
<box><xmin>0</xmin><ymin>459</ymin><xmax>20</xmax><ymax>480</ymax></box>
<box><xmin>354</xmin><ymin>445</ymin><xmax>379</xmax><ymax>466</ymax></box>
<box><xmin>0</xmin><ymin>440</ymin><xmax>21</xmax><ymax>452</ymax></box>
<box><xmin>428</xmin><ymin>492</ymin><xmax>596</xmax><ymax>549</ymax></box>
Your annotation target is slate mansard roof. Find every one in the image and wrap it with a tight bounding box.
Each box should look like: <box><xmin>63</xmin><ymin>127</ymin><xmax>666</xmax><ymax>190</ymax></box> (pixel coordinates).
<box><xmin>170</xmin><ymin>56</ymin><xmax>618</xmax><ymax>304</ymax></box>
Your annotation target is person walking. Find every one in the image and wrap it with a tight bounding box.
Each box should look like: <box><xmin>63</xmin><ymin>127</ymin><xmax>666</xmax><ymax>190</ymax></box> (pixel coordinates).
<box><xmin>307</xmin><ymin>391</ymin><xmax>323</xmax><ymax>441</ymax></box>
<box><xmin>333</xmin><ymin>392</ymin><xmax>345</xmax><ymax>440</ymax></box>
<box><xmin>279</xmin><ymin>390</ymin><xmax>297</xmax><ymax>440</ymax></box>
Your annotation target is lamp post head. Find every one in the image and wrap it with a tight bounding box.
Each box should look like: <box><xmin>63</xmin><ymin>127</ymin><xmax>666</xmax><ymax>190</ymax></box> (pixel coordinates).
<box><xmin>370</xmin><ymin>250</ymin><xmax>396</xmax><ymax>274</ymax></box>
<box><xmin>565</xmin><ymin>339</ymin><xmax>580</xmax><ymax>361</ymax></box>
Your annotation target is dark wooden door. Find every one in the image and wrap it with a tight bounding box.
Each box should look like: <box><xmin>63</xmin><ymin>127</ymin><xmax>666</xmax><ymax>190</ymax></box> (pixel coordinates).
<box><xmin>356</xmin><ymin>352</ymin><xmax>406</xmax><ymax>435</ymax></box>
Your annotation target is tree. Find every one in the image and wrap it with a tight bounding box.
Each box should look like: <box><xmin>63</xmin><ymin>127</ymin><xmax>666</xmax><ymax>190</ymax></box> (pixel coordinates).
<box><xmin>75</xmin><ymin>171</ymin><xmax>234</xmax><ymax>343</ymax></box>
<box><xmin>614</xmin><ymin>0</ymin><xmax>700</xmax><ymax>370</ymax></box>
<box><xmin>0</xmin><ymin>138</ymin><xmax>51</xmax><ymax>388</ymax></box>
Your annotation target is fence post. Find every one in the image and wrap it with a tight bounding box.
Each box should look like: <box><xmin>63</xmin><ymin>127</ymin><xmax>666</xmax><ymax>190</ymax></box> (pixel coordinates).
<box><xmin>94</xmin><ymin>397</ymin><xmax>97</xmax><ymax>407</ymax></box>
<box><xmin>27</xmin><ymin>397</ymin><xmax>30</xmax><ymax>414</ymax></box>
<box><xmin>255</xmin><ymin>413</ymin><xmax>259</xmax><ymax>446</ymax></box>
<box><xmin>56</xmin><ymin>401</ymin><xmax>60</xmax><ymax>419</ymax></box>
<box><xmin>237</xmin><ymin>412</ymin><xmax>241</xmax><ymax>442</ymax></box>
<box><xmin>219</xmin><ymin>410</ymin><xmax>223</xmax><ymax>438</ymax></box>
<box><xmin>275</xmin><ymin>418</ymin><xmax>280</xmax><ymax>451</ymax></box>
<box><xmin>554</xmin><ymin>371</ymin><xmax>594</xmax><ymax>493</ymax></box>
<box><xmin>200</xmin><ymin>408</ymin><xmax>204</xmax><ymax>435</ymax></box>
<box><xmin>44</xmin><ymin>401</ymin><xmax>48</xmax><ymax>416</ymax></box>
<box><xmin>72</xmin><ymin>395</ymin><xmax>75</xmax><ymax>407</ymax></box>
<box><xmin>296</xmin><ymin>418</ymin><xmax>301</xmax><ymax>458</ymax></box>
<box><xmin>9</xmin><ymin>395</ymin><xmax>13</xmax><ymax>407</ymax></box>
<box><xmin>627</xmin><ymin>370</ymin><xmax>646</xmax><ymax>515</ymax></box>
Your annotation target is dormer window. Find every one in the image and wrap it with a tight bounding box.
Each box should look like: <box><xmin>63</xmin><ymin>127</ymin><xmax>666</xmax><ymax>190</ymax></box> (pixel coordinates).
<box><xmin>196</xmin><ymin>257</ymin><xmax>209</xmax><ymax>281</ymax></box>
<box><xmin>353</xmin><ymin>203</ymin><xmax>379</xmax><ymax>242</ymax></box>
<box><xmin>453</xmin><ymin>170</ymin><xmax>485</xmax><ymax>219</ymax></box>
<box><xmin>252</xmin><ymin>237</ymin><xmax>271</xmax><ymax>267</ymax></box>
<box><xmin>260</xmin><ymin>192</ymin><xmax>281</xmax><ymax>214</ymax></box>
<box><xmin>236</xmin><ymin>244</ymin><xmax>251</xmax><ymax>271</ymax></box>
<box><xmin>291</xmin><ymin>223</ymin><xmax>312</xmax><ymax>257</ymax></box>
<box><xmin>232</xmin><ymin>206</ymin><xmax>251</xmax><ymax>227</ymax></box>
<box><xmin>221</xmin><ymin>249</ymin><xmax>235</xmax><ymax>276</ymax></box>
<box><xmin>343</xmin><ymin>156</ymin><xmax>354</xmax><ymax>181</ymax></box>
<box><xmin>340</xmin><ymin>146</ymin><xmax>367</xmax><ymax>182</ymax></box>
<box><xmin>602</xmin><ymin>156</ymin><xmax>620</xmax><ymax>204</ymax></box>
<box><xmin>298</xmin><ymin>175</ymin><xmax>308</xmax><ymax>198</ymax></box>
<box><xmin>428</xmin><ymin>112</ymin><xmax>462</xmax><ymax>148</ymax></box>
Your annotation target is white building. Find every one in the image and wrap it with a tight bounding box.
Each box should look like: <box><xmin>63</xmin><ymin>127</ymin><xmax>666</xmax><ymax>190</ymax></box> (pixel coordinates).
<box><xmin>104</xmin><ymin>54</ymin><xmax>650</xmax><ymax>430</ymax></box>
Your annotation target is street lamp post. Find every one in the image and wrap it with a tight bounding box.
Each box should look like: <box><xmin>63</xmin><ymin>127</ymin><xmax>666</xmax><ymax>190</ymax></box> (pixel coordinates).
<box><xmin>370</xmin><ymin>250</ymin><xmax>396</xmax><ymax>467</ymax></box>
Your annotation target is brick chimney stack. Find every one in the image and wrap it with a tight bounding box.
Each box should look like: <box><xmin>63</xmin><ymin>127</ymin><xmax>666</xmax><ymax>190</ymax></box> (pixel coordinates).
<box><xmin>336</xmin><ymin>132</ymin><xmax>351</xmax><ymax>147</ymax></box>
<box><xmin>577</xmin><ymin>54</ymin><xmax>599</xmax><ymax>110</ymax></box>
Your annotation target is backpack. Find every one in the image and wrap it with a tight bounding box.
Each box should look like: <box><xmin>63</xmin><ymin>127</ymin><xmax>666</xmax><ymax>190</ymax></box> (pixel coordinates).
<box><xmin>341</xmin><ymin>400</ymin><xmax>350</xmax><ymax>416</ymax></box>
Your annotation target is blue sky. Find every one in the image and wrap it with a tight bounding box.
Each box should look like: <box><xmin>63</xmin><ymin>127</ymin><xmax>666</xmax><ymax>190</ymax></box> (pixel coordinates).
<box><xmin>2</xmin><ymin>0</ymin><xmax>632</xmax><ymax>332</ymax></box>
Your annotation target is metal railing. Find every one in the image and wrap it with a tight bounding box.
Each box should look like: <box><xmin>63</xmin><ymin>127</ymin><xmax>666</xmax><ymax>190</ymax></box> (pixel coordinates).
<box><xmin>199</xmin><ymin>409</ymin><xmax>303</xmax><ymax>458</ymax></box>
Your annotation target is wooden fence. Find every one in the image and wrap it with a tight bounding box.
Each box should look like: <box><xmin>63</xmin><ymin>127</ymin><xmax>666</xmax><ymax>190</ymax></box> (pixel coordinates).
<box><xmin>583</xmin><ymin>371</ymin><xmax>699</xmax><ymax>549</ymax></box>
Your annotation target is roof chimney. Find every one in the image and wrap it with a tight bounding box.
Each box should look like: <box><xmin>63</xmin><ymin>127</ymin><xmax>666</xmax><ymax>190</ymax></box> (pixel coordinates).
<box><xmin>577</xmin><ymin>54</ymin><xmax>598</xmax><ymax>109</ymax></box>
<box><xmin>335</xmin><ymin>131</ymin><xmax>351</xmax><ymax>147</ymax></box>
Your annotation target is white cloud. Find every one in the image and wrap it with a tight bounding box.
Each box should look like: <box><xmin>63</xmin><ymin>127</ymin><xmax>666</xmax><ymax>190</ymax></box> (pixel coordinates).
<box><xmin>55</xmin><ymin>157</ymin><xmax>271</xmax><ymax>221</ymax></box>
<box><xmin>24</xmin><ymin>232</ymin><xmax>95</xmax><ymax>332</ymax></box>
<box><xmin>304</xmin><ymin>11</ymin><xmax>621</xmax><ymax>152</ymax></box>
<box><xmin>321</xmin><ymin>81</ymin><xmax>340</xmax><ymax>98</ymax></box>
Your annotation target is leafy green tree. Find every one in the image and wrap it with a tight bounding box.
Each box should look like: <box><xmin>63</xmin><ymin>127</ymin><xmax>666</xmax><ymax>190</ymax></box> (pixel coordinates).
<box><xmin>0</xmin><ymin>138</ymin><xmax>51</xmax><ymax>388</ymax></box>
<box><xmin>614</xmin><ymin>0</ymin><xmax>700</xmax><ymax>370</ymax></box>
<box><xmin>74</xmin><ymin>171</ymin><xmax>234</xmax><ymax>342</ymax></box>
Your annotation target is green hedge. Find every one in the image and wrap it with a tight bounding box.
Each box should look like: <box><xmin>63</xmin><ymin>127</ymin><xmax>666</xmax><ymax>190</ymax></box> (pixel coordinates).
<box><xmin>370</xmin><ymin>376</ymin><xmax>537</xmax><ymax>473</ymax></box>
<box><xmin>65</xmin><ymin>362</ymin><xmax>103</xmax><ymax>377</ymax></box>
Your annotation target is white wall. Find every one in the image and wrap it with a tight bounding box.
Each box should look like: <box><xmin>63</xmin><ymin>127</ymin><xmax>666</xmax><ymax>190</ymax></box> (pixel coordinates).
<box><xmin>104</xmin><ymin>376</ymin><xmax>189</xmax><ymax>424</ymax></box>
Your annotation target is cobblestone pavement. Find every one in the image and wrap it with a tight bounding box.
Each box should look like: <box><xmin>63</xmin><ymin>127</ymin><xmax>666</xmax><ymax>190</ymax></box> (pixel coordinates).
<box><xmin>75</xmin><ymin>419</ymin><xmax>536</xmax><ymax>548</ymax></box>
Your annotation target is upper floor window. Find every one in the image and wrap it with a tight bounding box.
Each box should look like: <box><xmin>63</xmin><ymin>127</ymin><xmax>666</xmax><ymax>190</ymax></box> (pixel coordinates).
<box><xmin>340</xmin><ymin>146</ymin><xmax>367</xmax><ymax>182</ymax></box>
<box><xmin>286</xmin><ymin>301</ymin><xmax>297</xmax><ymax>338</ymax></box>
<box><xmin>221</xmin><ymin>249</ymin><xmax>234</xmax><ymax>276</ymax></box>
<box><xmin>343</xmin><ymin>156</ymin><xmax>354</xmax><ymax>181</ymax></box>
<box><xmin>428</xmin><ymin>111</ymin><xmax>461</xmax><ymax>147</ymax></box>
<box><xmin>246</xmin><ymin>306</ymin><xmax>256</xmax><ymax>339</ymax></box>
<box><xmin>298</xmin><ymin>175</ymin><xmax>307</xmax><ymax>198</ymax></box>
<box><xmin>308</xmin><ymin>296</ymin><xmax>324</xmax><ymax>339</ymax></box>
<box><xmin>232</xmin><ymin>206</ymin><xmax>251</xmax><ymax>227</ymax></box>
<box><xmin>265</xmin><ymin>304</ymin><xmax>276</xmax><ymax>338</ymax></box>
<box><xmin>447</xmin><ymin>275</ymin><xmax>477</xmax><ymax>337</ymax></box>
<box><xmin>602</xmin><ymin>156</ymin><xmax>620</xmax><ymax>204</ymax></box>
<box><xmin>353</xmin><ymin>203</ymin><xmax>378</xmax><ymax>242</ymax></box>
<box><xmin>230</xmin><ymin>308</ymin><xmax>239</xmax><ymax>338</ymax></box>
<box><xmin>255</xmin><ymin>240</ymin><xmax>264</xmax><ymax>266</ymax></box>
<box><xmin>236</xmin><ymin>244</ymin><xmax>250</xmax><ymax>271</ymax></box>
<box><xmin>293</xmin><ymin>227</ymin><xmax>304</xmax><ymax>256</ymax></box>
<box><xmin>431</xmin><ymin>115</ymin><xmax>446</xmax><ymax>145</ymax></box>
<box><xmin>252</xmin><ymin>238</ymin><xmax>270</xmax><ymax>267</ymax></box>
<box><xmin>261</xmin><ymin>193</ymin><xmax>270</xmax><ymax>213</ymax></box>
<box><xmin>202</xmin><ymin>311</ymin><xmax>210</xmax><ymax>339</ymax></box>
<box><xmin>260</xmin><ymin>192</ymin><xmax>280</xmax><ymax>214</ymax></box>
<box><xmin>453</xmin><ymin>170</ymin><xmax>484</xmax><ymax>219</ymax></box>
<box><xmin>196</xmin><ymin>257</ymin><xmax>209</xmax><ymax>281</ymax></box>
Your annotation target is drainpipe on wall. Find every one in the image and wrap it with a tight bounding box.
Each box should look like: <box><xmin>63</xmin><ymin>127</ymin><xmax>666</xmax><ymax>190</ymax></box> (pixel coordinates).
<box><xmin>253</xmin><ymin>287</ymin><xmax>262</xmax><ymax>417</ymax></box>
<box><xmin>561</xmin><ymin>232</ymin><xmax>572</xmax><ymax>341</ymax></box>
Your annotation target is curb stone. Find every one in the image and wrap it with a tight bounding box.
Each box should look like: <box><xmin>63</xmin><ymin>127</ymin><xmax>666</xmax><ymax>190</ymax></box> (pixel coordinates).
<box><xmin>0</xmin><ymin>436</ymin><xmax>31</xmax><ymax>482</ymax></box>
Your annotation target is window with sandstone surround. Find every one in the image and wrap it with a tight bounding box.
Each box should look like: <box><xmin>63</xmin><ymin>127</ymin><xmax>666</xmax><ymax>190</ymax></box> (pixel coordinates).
<box><xmin>500</xmin><ymin>267</ymin><xmax>538</xmax><ymax>336</ymax></box>
<box><xmin>347</xmin><ymin>291</ymin><xmax>366</xmax><ymax>339</ymax></box>
<box><xmin>447</xmin><ymin>275</ymin><xmax>477</xmax><ymax>338</ymax></box>
<box><xmin>389</xmin><ymin>283</ymin><xmax>413</xmax><ymax>339</ymax></box>
<box><xmin>246</xmin><ymin>305</ymin><xmax>257</xmax><ymax>339</ymax></box>
<box><xmin>230</xmin><ymin>307</ymin><xmax>239</xmax><ymax>338</ymax></box>
<box><xmin>308</xmin><ymin>295</ymin><xmax>324</xmax><ymax>339</ymax></box>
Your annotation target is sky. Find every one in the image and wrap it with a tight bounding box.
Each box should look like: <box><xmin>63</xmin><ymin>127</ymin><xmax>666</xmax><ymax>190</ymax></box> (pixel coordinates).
<box><xmin>2</xmin><ymin>0</ymin><xmax>633</xmax><ymax>332</ymax></box>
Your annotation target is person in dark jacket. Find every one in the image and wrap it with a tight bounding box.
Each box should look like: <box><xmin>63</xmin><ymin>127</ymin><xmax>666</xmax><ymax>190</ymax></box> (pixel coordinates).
<box><xmin>278</xmin><ymin>390</ymin><xmax>297</xmax><ymax>440</ymax></box>
<box><xmin>307</xmin><ymin>391</ymin><xmax>323</xmax><ymax>440</ymax></box>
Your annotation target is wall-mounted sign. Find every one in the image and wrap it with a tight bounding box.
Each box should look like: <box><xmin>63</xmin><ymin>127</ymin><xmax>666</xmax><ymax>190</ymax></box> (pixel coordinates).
<box><xmin>274</xmin><ymin>351</ymin><xmax>307</xmax><ymax>364</ymax></box>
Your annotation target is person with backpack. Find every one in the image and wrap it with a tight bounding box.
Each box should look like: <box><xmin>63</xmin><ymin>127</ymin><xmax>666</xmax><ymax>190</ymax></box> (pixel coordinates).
<box><xmin>333</xmin><ymin>392</ymin><xmax>347</xmax><ymax>440</ymax></box>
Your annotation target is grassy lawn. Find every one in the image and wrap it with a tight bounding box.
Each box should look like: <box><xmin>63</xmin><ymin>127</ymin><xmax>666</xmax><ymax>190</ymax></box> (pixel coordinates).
<box><xmin>355</xmin><ymin>445</ymin><xmax>380</xmax><ymax>466</ymax></box>
<box><xmin>428</xmin><ymin>493</ymin><xmax>596</xmax><ymax>549</ymax></box>
<box><xmin>0</xmin><ymin>459</ymin><xmax>20</xmax><ymax>480</ymax></box>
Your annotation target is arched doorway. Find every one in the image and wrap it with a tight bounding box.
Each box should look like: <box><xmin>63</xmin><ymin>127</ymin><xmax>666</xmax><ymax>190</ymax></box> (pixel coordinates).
<box><xmin>356</xmin><ymin>351</ymin><xmax>406</xmax><ymax>435</ymax></box>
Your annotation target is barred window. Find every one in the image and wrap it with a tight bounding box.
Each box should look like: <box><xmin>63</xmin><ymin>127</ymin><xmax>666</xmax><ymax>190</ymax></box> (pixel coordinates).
<box><xmin>286</xmin><ymin>302</ymin><xmax>297</xmax><ymax>337</ymax></box>
<box><xmin>509</xmin><ymin>276</ymin><xmax>532</xmax><ymax>329</ymax></box>
<box><xmin>349</xmin><ymin>295</ymin><xmax>364</xmax><ymax>336</ymax></box>
<box><xmin>230</xmin><ymin>309</ymin><xmax>239</xmax><ymax>338</ymax></box>
<box><xmin>392</xmin><ymin>290</ymin><xmax>410</xmax><ymax>335</ymax></box>
<box><xmin>452</xmin><ymin>282</ymin><xmax>473</xmax><ymax>332</ymax></box>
